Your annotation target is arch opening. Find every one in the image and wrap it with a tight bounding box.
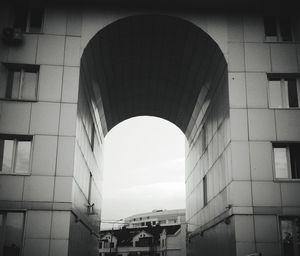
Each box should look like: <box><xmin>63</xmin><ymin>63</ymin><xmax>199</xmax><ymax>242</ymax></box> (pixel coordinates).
<box><xmin>80</xmin><ymin>14</ymin><xmax>227</xmax><ymax>138</ymax></box>
<box><xmin>75</xmin><ymin>13</ymin><xmax>229</xmax><ymax>254</ymax></box>
<box><xmin>102</xmin><ymin>116</ymin><xmax>185</xmax><ymax>229</ymax></box>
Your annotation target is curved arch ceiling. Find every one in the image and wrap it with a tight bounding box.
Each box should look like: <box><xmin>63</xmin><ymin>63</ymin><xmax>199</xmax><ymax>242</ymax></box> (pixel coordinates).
<box><xmin>80</xmin><ymin>15</ymin><xmax>227</xmax><ymax>135</ymax></box>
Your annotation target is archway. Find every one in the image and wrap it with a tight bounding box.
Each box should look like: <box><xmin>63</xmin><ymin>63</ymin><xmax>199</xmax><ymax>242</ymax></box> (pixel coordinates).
<box><xmin>80</xmin><ymin>14</ymin><xmax>227</xmax><ymax>137</ymax></box>
<box><xmin>77</xmin><ymin>13</ymin><xmax>228</xmax><ymax>254</ymax></box>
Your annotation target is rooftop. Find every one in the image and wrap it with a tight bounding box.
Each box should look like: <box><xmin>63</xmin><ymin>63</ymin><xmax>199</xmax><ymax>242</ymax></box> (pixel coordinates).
<box><xmin>101</xmin><ymin>225</ymin><xmax>181</xmax><ymax>246</ymax></box>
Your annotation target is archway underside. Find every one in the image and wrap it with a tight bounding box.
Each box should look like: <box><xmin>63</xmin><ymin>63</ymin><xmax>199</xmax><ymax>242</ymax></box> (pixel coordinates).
<box><xmin>80</xmin><ymin>15</ymin><xmax>226</xmax><ymax>136</ymax></box>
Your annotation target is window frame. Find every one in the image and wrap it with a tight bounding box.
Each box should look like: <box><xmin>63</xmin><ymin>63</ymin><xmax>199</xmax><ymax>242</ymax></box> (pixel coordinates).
<box><xmin>12</xmin><ymin>7</ymin><xmax>44</xmax><ymax>34</ymax></box>
<box><xmin>1</xmin><ymin>63</ymin><xmax>39</xmax><ymax>102</ymax></box>
<box><xmin>272</xmin><ymin>142</ymin><xmax>300</xmax><ymax>182</ymax></box>
<box><xmin>91</xmin><ymin>124</ymin><xmax>95</xmax><ymax>152</ymax></box>
<box><xmin>264</xmin><ymin>16</ymin><xmax>294</xmax><ymax>42</ymax></box>
<box><xmin>203</xmin><ymin>175</ymin><xmax>208</xmax><ymax>207</ymax></box>
<box><xmin>0</xmin><ymin>210</ymin><xmax>26</xmax><ymax>256</ymax></box>
<box><xmin>267</xmin><ymin>75</ymin><xmax>300</xmax><ymax>109</ymax></box>
<box><xmin>278</xmin><ymin>216</ymin><xmax>300</xmax><ymax>256</ymax></box>
<box><xmin>0</xmin><ymin>134</ymin><xmax>33</xmax><ymax>175</ymax></box>
<box><xmin>88</xmin><ymin>172</ymin><xmax>93</xmax><ymax>205</ymax></box>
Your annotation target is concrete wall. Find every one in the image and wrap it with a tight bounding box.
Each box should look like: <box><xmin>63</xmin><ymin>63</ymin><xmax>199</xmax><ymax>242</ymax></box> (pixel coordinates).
<box><xmin>0</xmin><ymin>4</ymin><xmax>100</xmax><ymax>256</ymax></box>
<box><xmin>165</xmin><ymin>225</ymin><xmax>187</xmax><ymax>256</ymax></box>
<box><xmin>185</xmin><ymin>11</ymin><xmax>300</xmax><ymax>256</ymax></box>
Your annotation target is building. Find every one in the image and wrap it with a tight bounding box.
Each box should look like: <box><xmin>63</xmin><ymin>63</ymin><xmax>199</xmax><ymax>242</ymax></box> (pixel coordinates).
<box><xmin>124</xmin><ymin>209</ymin><xmax>185</xmax><ymax>228</ymax></box>
<box><xmin>0</xmin><ymin>1</ymin><xmax>300</xmax><ymax>256</ymax></box>
<box><xmin>160</xmin><ymin>225</ymin><xmax>187</xmax><ymax>256</ymax></box>
<box><xmin>100</xmin><ymin>210</ymin><xmax>186</xmax><ymax>256</ymax></box>
<box><xmin>99</xmin><ymin>224</ymin><xmax>186</xmax><ymax>256</ymax></box>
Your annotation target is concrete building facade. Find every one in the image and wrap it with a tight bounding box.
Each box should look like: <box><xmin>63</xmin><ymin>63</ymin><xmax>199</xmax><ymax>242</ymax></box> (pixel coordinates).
<box><xmin>124</xmin><ymin>209</ymin><xmax>185</xmax><ymax>228</ymax></box>
<box><xmin>0</xmin><ymin>2</ymin><xmax>300</xmax><ymax>256</ymax></box>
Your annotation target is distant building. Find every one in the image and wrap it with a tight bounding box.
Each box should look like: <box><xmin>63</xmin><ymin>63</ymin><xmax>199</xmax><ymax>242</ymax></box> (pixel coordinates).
<box><xmin>99</xmin><ymin>210</ymin><xmax>186</xmax><ymax>256</ymax></box>
<box><xmin>99</xmin><ymin>224</ymin><xmax>186</xmax><ymax>256</ymax></box>
<box><xmin>124</xmin><ymin>209</ymin><xmax>185</xmax><ymax>228</ymax></box>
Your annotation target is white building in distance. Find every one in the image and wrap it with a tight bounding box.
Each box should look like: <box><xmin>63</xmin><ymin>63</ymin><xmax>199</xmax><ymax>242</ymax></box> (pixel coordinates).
<box><xmin>124</xmin><ymin>209</ymin><xmax>186</xmax><ymax>228</ymax></box>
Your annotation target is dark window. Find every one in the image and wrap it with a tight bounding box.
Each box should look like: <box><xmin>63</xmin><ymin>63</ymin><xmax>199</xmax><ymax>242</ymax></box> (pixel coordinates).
<box><xmin>0</xmin><ymin>135</ymin><xmax>32</xmax><ymax>174</ymax></box>
<box><xmin>203</xmin><ymin>175</ymin><xmax>207</xmax><ymax>207</ymax></box>
<box><xmin>287</xmin><ymin>79</ymin><xmax>298</xmax><ymax>108</ymax></box>
<box><xmin>0</xmin><ymin>211</ymin><xmax>25</xmax><ymax>256</ymax></box>
<box><xmin>29</xmin><ymin>8</ymin><xmax>44</xmax><ymax>33</ymax></box>
<box><xmin>202</xmin><ymin>126</ymin><xmax>206</xmax><ymax>152</ymax></box>
<box><xmin>91</xmin><ymin>125</ymin><xmax>95</xmax><ymax>151</ymax></box>
<box><xmin>136</xmin><ymin>237</ymin><xmax>152</xmax><ymax>247</ymax></box>
<box><xmin>264</xmin><ymin>16</ymin><xmax>277</xmax><ymax>37</ymax></box>
<box><xmin>13</xmin><ymin>8</ymin><xmax>28</xmax><ymax>32</ymax></box>
<box><xmin>289</xmin><ymin>144</ymin><xmax>300</xmax><ymax>179</ymax></box>
<box><xmin>264</xmin><ymin>16</ymin><xmax>293</xmax><ymax>41</ymax></box>
<box><xmin>88</xmin><ymin>173</ymin><xmax>93</xmax><ymax>204</ymax></box>
<box><xmin>279</xmin><ymin>18</ymin><xmax>293</xmax><ymax>41</ymax></box>
<box><xmin>273</xmin><ymin>143</ymin><xmax>300</xmax><ymax>179</ymax></box>
<box><xmin>280</xmin><ymin>217</ymin><xmax>300</xmax><ymax>256</ymax></box>
<box><xmin>13</xmin><ymin>7</ymin><xmax>44</xmax><ymax>33</ymax></box>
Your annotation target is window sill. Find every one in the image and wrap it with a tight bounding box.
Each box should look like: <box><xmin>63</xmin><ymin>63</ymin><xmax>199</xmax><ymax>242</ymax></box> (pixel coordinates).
<box><xmin>263</xmin><ymin>40</ymin><xmax>298</xmax><ymax>44</ymax></box>
<box><xmin>269</xmin><ymin>107</ymin><xmax>300</xmax><ymax>110</ymax></box>
<box><xmin>274</xmin><ymin>178</ymin><xmax>300</xmax><ymax>183</ymax></box>
<box><xmin>0</xmin><ymin>98</ymin><xmax>38</xmax><ymax>103</ymax></box>
<box><xmin>0</xmin><ymin>172</ymin><xmax>31</xmax><ymax>176</ymax></box>
<box><xmin>23</xmin><ymin>31</ymin><xmax>43</xmax><ymax>35</ymax></box>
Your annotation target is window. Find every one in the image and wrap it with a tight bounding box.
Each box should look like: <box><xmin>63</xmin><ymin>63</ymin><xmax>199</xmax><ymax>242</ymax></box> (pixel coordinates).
<box><xmin>13</xmin><ymin>7</ymin><xmax>44</xmax><ymax>33</ymax></box>
<box><xmin>0</xmin><ymin>64</ymin><xmax>39</xmax><ymax>101</ymax></box>
<box><xmin>0</xmin><ymin>135</ymin><xmax>32</xmax><ymax>174</ymax></box>
<box><xmin>136</xmin><ymin>237</ymin><xmax>152</xmax><ymax>247</ymax></box>
<box><xmin>90</xmin><ymin>125</ymin><xmax>95</xmax><ymax>151</ymax></box>
<box><xmin>88</xmin><ymin>173</ymin><xmax>93</xmax><ymax>204</ymax></box>
<box><xmin>280</xmin><ymin>217</ymin><xmax>300</xmax><ymax>256</ymax></box>
<box><xmin>0</xmin><ymin>211</ymin><xmax>25</xmax><ymax>256</ymax></box>
<box><xmin>264</xmin><ymin>16</ymin><xmax>293</xmax><ymax>42</ymax></box>
<box><xmin>273</xmin><ymin>143</ymin><xmax>300</xmax><ymax>179</ymax></box>
<box><xmin>203</xmin><ymin>175</ymin><xmax>208</xmax><ymax>207</ymax></box>
<box><xmin>268</xmin><ymin>77</ymin><xmax>300</xmax><ymax>108</ymax></box>
<box><xmin>202</xmin><ymin>127</ymin><xmax>206</xmax><ymax>153</ymax></box>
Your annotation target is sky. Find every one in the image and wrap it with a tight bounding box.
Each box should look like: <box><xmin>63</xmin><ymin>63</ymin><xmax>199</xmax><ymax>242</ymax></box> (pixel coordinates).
<box><xmin>101</xmin><ymin>116</ymin><xmax>186</xmax><ymax>230</ymax></box>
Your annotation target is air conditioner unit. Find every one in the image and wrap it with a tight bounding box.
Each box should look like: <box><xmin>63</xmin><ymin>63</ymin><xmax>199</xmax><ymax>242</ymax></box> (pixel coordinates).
<box><xmin>2</xmin><ymin>27</ymin><xmax>24</xmax><ymax>45</ymax></box>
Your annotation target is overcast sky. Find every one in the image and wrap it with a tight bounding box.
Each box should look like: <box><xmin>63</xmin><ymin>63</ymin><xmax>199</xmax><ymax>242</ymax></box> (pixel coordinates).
<box><xmin>101</xmin><ymin>116</ymin><xmax>186</xmax><ymax>230</ymax></box>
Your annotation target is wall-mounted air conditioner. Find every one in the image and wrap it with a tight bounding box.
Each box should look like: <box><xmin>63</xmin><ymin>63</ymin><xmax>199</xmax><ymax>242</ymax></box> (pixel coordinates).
<box><xmin>2</xmin><ymin>27</ymin><xmax>23</xmax><ymax>45</ymax></box>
